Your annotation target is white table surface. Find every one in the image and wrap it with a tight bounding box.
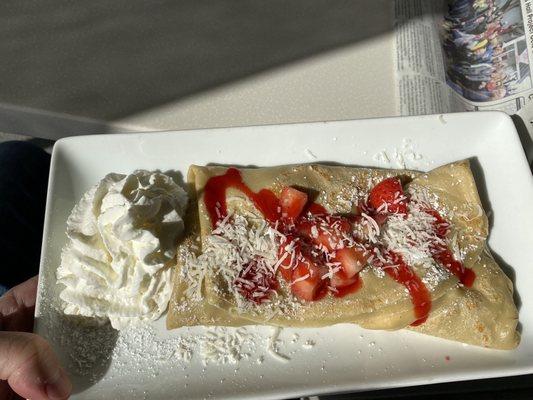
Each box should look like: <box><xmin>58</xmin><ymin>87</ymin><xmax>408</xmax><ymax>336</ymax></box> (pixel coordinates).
<box><xmin>0</xmin><ymin>0</ymin><xmax>396</xmax><ymax>140</ymax></box>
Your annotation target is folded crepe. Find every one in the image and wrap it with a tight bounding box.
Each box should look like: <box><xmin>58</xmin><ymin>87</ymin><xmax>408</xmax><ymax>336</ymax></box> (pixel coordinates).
<box><xmin>167</xmin><ymin>161</ymin><xmax>519</xmax><ymax>350</ymax></box>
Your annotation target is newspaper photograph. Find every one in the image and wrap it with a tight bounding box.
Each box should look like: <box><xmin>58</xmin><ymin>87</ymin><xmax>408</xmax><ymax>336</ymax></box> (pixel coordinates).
<box><xmin>395</xmin><ymin>0</ymin><xmax>533</xmax><ymax>118</ymax></box>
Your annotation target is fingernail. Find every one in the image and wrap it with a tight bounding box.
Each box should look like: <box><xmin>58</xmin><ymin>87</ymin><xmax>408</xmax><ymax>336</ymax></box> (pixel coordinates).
<box><xmin>45</xmin><ymin>369</ymin><xmax>72</xmax><ymax>400</ymax></box>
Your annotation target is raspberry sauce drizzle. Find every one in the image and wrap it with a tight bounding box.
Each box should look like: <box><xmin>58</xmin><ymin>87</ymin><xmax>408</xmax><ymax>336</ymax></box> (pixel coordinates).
<box><xmin>423</xmin><ymin>208</ymin><xmax>476</xmax><ymax>287</ymax></box>
<box><xmin>376</xmin><ymin>250</ymin><xmax>431</xmax><ymax>326</ymax></box>
<box><xmin>433</xmin><ymin>246</ymin><xmax>476</xmax><ymax>287</ymax></box>
<box><xmin>203</xmin><ymin>168</ymin><xmax>362</xmax><ymax>301</ymax></box>
<box><xmin>204</xmin><ymin>168</ymin><xmax>280</xmax><ymax>228</ymax></box>
<box><xmin>203</xmin><ymin>167</ymin><xmax>476</xmax><ymax>325</ymax></box>
<box><xmin>233</xmin><ymin>258</ymin><xmax>279</xmax><ymax>305</ymax></box>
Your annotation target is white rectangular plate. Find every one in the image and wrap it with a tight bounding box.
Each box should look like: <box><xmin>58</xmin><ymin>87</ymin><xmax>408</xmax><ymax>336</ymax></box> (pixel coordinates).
<box><xmin>35</xmin><ymin>112</ymin><xmax>533</xmax><ymax>400</ymax></box>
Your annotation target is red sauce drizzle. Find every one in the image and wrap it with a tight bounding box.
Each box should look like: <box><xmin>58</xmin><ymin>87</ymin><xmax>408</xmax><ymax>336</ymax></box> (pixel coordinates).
<box><xmin>424</xmin><ymin>208</ymin><xmax>476</xmax><ymax>287</ymax></box>
<box><xmin>203</xmin><ymin>167</ymin><xmax>476</xmax><ymax>324</ymax></box>
<box><xmin>381</xmin><ymin>251</ymin><xmax>431</xmax><ymax>326</ymax></box>
<box><xmin>204</xmin><ymin>168</ymin><xmax>280</xmax><ymax>228</ymax></box>
<box><xmin>233</xmin><ymin>259</ymin><xmax>279</xmax><ymax>304</ymax></box>
<box><xmin>332</xmin><ymin>275</ymin><xmax>362</xmax><ymax>298</ymax></box>
<box><xmin>432</xmin><ymin>246</ymin><xmax>476</xmax><ymax>287</ymax></box>
<box><xmin>203</xmin><ymin>168</ymin><xmax>363</xmax><ymax>302</ymax></box>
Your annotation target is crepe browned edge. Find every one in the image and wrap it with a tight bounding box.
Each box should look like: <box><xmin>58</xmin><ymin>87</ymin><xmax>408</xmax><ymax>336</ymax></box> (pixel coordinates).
<box><xmin>167</xmin><ymin>161</ymin><xmax>520</xmax><ymax>350</ymax></box>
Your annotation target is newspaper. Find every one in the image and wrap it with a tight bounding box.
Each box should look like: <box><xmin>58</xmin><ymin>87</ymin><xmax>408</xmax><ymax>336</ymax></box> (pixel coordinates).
<box><xmin>394</xmin><ymin>0</ymin><xmax>533</xmax><ymax>122</ymax></box>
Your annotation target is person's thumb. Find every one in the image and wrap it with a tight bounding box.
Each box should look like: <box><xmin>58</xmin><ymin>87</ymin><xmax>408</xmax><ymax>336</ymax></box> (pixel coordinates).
<box><xmin>0</xmin><ymin>331</ymin><xmax>71</xmax><ymax>400</ymax></box>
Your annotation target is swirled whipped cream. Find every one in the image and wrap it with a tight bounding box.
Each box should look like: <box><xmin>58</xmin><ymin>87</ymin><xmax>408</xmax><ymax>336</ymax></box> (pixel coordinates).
<box><xmin>56</xmin><ymin>170</ymin><xmax>188</xmax><ymax>329</ymax></box>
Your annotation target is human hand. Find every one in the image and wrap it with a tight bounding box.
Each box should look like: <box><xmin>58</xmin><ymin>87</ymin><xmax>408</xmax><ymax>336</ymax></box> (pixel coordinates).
<box><xmin>0</xmin><ymin>276</ymin><xmax>71</xmax><ymax>400</ymax></box>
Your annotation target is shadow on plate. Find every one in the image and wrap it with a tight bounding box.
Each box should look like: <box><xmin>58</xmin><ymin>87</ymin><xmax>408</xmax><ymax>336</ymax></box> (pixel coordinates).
<box><xmin>468</xmin><ymin>157</ymin><xmax>494</xmax><ymax>229</ymax></box>
<box><xmin>510</xmin><ymin>114</ymin><xmax>533</xmax><ymax>169</ymax></box>
<box><xmin>468</xmin><ymin>157</ymin><xmax>522</xmax><ymax>329</ymax></box>
<box><xmin>490</xmin><ymin>249</ymin><xmax>522</xmax><ymax>333</ymax></box>
<box><xmin>45</xmin><ymin>310</ymin><xmax>118</xmax><ymax>394</ymax></box>
<box><xmin>204</xmin><ymin>161</ymin><xmax>375</xmax><ymax>170</ymax></box>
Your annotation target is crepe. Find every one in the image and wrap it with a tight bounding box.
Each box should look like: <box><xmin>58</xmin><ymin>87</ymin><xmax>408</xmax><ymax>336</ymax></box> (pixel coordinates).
<box><xmin>167</xmin><ymin>161</ymin><xmax>519</xmax><ymax>350</ymax></box>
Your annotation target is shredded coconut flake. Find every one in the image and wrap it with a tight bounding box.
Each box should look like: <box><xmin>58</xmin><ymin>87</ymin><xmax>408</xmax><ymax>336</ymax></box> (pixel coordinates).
<box><xmin>372</xmin><ymin>139</ymin><xmax>426</xmax><ymax>169</ymax></box>
<box><xmin>181</xmin><ymin>214</ymin><xmax>279</xmax><ymax>312</ymax></box>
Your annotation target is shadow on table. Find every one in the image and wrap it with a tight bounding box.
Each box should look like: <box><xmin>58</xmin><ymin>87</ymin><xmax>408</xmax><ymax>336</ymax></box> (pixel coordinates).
<box><xmin>511</xmin><ymin>114</ymin><xmax>533</xmax><ymax>170</ymax></box>
<box><xmin>0</xmin><ymin>0</ymin><xmax>435</xmax><ymax>136</ymax></box>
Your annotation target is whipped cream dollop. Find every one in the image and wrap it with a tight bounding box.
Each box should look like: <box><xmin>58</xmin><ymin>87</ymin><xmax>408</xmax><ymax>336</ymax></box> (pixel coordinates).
<box><xmin>57</xmin><ymin>170</ymin><xmax>188</xmax><ymax>329</ymax></box>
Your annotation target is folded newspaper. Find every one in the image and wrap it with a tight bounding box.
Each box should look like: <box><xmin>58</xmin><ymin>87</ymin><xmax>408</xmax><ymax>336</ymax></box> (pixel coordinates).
<box><xmin>395</xmin><ymin>0</ymin><xmax>533</xmax><ymax>121</ymax></box>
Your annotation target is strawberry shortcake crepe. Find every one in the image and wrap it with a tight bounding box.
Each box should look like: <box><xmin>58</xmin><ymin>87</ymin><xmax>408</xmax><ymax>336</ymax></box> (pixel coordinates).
<box><xmin>167</xmin><ymin>161</ymin><xmax>519</xmax><ymax>350</ymax></box>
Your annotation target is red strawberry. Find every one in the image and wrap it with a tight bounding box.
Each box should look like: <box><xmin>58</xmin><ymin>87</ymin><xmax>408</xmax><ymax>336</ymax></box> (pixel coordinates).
<box><xmin>290</xmin><ymin>256</ymin><xmax>327</xmax><ymax>301</ymax></box>
<box><xmin>304</xmin><ymin>202</ymin><xmax>327</xmax><ymax>216</ymax></box>
<box><xmin>277</xmin><ymin>236</ymin><xmax>299</xmax><ymax>282</ymax></box>
<box><xmin>368</xmin><ymin>177</ymin><xmax>408</xmax><ymax>214</ymax></box>
<box><xmin>330</xmin><ymin>270</ymin><xmax>359</xmax><ymax>288</ymax></box>
<box><xmin>280</xmin><ymin>187</ymin><xmax>308</xmax><ymax>221</ymax></box>
<box><xmin>331</xmin><ymin>274</ymin><xmax>362</xmax><ymax>297</ymax></box>
<box><xmin>328</xmin><ymin>216</ymin><xmax>351</xmax><ymax>234</ymax></box>
<box><xmin>332</xmin><ymin>247</ymin><xmax>366</xmax><ymax>278</ymax></box>
<box><xmin>296</xmin><ymin>220</ymin><xmax>333</xmax><ymax>251</ymax></box>
<box><xmin>294</xmin><ymin>220</ymin><xmax>313</xmax><ymax>236</ymax></box>
<box><xmin>296</xmin><ymin>216</ymin><xmax>351</xmax><ymax>252</ymax></box>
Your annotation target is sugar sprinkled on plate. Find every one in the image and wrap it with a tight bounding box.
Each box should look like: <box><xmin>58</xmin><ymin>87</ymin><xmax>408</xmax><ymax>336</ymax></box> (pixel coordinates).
<box><xmin>372</xmin><ymin>138</ymin><xmax>426</xmax><ymax>169</ymax></box>
<box><xmin>54</xmin><ymin>318</ymin><xmax>324</xmax><ymax>384</ymax></box>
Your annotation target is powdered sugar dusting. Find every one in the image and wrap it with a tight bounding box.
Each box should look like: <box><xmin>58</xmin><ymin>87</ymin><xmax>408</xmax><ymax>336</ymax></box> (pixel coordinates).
<box><xmin>421</xmin><ymin>263</ymin><xmax>452</xmax><ymax>291</ymax></box>
<box><xmin>53</xmin><ymin>319</ymin><xmax>323</xmax><ymax>387</ymax></box>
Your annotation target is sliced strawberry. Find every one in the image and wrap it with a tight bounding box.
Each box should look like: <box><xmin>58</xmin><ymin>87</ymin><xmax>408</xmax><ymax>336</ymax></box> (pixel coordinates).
<box><xmin>280</xmin><ymin>187</ymin><xmax>308</xmax><ymax>221</ymax></box>
<box><xmin>277</xmin><ymin>236</ymin><xmax>299</xmax><ymax>282</ymax></box>
<box><xmin>330</xmin><ymin>269</ymin><xmax>359</xmax><ymax>288</ymax></box>
<box><xmin>332</xmin><ymin>275</ymin><xmax>362</xmax><ymax>298</ymax></box>
<box><xmin>304</xmin><ymin>202</ymin><xmax>327</xmax><ymax>216</ymax></box>
<box><xmin>328</xmin><ymin>216</ymin><xmax>351</xmax><ymax>234</ymax></box>
<box><xmin>277</xmin><ymin>251</ymin><xmax>293</xmax><ymax>282</ymax></box>
<box><xmin>290</xmin><ymin>256</ymin><xmax>327</xmax><ymax>301</ymax></box>
<box><xmin>296</xmin><ymin>220</ymin><xmax>333</xmax><ymax>251</ymax></box>
<box><xmin>294</xmin><ymin>219</ymin><xmax>312</xmax><ymax>235</ymax></box>
<box><xmin>368</xmin><ymin>177</ymin><xmax>408</xmax><ymax>214</ymax></box>
<box><xmin>296</xmin><ymin>216</ymin><xmax>352</xmax><ymax>252</ymax></box>
<box><xmin>332</xmin><ymin>247</ymin><xmax>366</xmax><ymax>278</ymax></box>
